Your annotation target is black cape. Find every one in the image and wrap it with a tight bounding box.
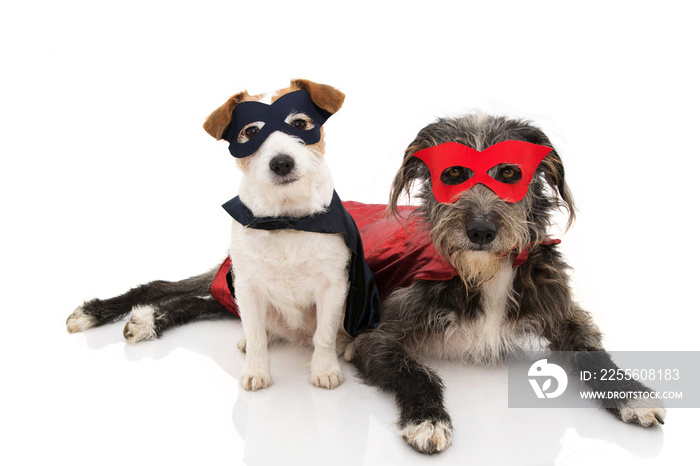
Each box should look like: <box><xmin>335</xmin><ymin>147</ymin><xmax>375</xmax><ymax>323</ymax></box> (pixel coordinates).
<box><xmin>222</xmin><ymin>191</ymin><xmax>381</xmax><ymax>337</ymax></box>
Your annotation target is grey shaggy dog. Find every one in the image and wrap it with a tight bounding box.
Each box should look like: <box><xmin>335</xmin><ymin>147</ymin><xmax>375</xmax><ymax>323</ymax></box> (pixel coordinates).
<box><xmin>348</xmin><ymin>112</ymin><xmax>666</xmax><ymax>454</ymax></box>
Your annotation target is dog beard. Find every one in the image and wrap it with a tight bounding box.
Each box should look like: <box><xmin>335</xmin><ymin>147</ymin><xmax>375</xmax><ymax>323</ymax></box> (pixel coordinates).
<box><xmin>448</xmin><ymin>249</ymin><xmax>502</xmax><ymax>287</ymax></box>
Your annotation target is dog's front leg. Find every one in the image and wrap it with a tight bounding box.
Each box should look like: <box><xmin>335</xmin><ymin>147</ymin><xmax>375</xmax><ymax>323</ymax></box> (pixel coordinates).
<box><xmin>236</xmin><ymin>284</ymin><xmax>272</xmax><ymax>391</ymax></box>
<box><xmin>545</xmin><ymin>309</ymin><xmax>667</xmax><ymax>427</ymax></box>
<box><xmin>349</xmin><ymin>280</ymin><xmax>454</xmax><ymax>453</ymax></box>
<box><xmin>310</xmin><ymin>280</ymin><xmax>347</xmax><ymax>389</ymax></box>
<box><xmin>522</xmin><ymin>257</ymin><xmax>667</xmax><ymax>427</ymax></box>
<box><xmin>351</xmin><ymin>321</ymin><xmax>452</xmax><ymax>454</ymax></box>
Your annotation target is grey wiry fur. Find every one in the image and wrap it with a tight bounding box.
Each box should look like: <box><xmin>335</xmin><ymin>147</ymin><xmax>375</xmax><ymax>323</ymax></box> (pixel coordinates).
<box><xmin>350</xmin><ymin>113</ymin><xmax>665</xmax><ymax>454</ymax></box>
<box><xmin>67</xmin><ymin>268</ymin><xmax>234</xmax><ymax>342</ymax></box>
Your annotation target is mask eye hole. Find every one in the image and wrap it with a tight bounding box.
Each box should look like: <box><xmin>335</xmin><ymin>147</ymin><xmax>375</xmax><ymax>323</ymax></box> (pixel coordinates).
<box><xmin>238</xmin><ymin>122</ymin><xmax>265</xmax><ymax>143</ymax></box>
<box><xmin>492</xmin><ymin>164</ymin><xmax>522</xmax><ymax>183</ymax></box>
<box><xmin>440</xmin><ymin>166</ymin><xmax>473</xmax><ymax>185</ymax></box>
<box><xmin>285</xmin><ymin>113</ymin><xmax>315</xmax><ymax>131</ymax></box>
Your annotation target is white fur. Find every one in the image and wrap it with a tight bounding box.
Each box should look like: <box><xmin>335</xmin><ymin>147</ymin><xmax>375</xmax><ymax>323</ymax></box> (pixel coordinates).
<box><xmin>124</xmin><ymin>305</ymin><xmax>157</xmax><ymax>344</ymax></box>
<box><xmin>399</xmin><ymin>420</ymin><xmax>453</xmax><ymax>453</ymax></box>
<box><xmin>424</xmin><ymin>258</ymin><xmax>521</xmax><ymax>364</ymax></box>
<box><xmin>259</xmin><ymin>92</ymin><xmax>273</xmax><ymax>105</ymax></box>
<box><xmin>230</xmin><ymin>122</ymin><xmax>350</xmax><ymax>390</ymax></box>
<box><xmin>66</xmin><ymin>306</ymin><xmax>96</xmax><ymax>333</ymax></box>
<box><xmin>620</xmin><ymin>399</ymin><xmax>667</xmax><ymax>427</ymax></box>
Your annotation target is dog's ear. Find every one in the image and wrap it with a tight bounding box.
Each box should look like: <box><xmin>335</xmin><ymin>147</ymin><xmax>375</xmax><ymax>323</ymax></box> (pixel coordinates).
<box><xmin>540</xmin><ymin>149</ymin><xmax>576</xmax><ymax>229</ymax></box>
<box><xmin>514</xmin><ymin>121</ymin><xmax>576</xmax><ymax>229</ymax></box>
<box><xmin>203</xmin><ymin>91</ymin><xmax>252</xmax><ymax>140</ymax></box>
<box><xmin>290</xmin><ymin>79</ymin><xmax>345</xmax><ymax>115</ymax></box>
<box><xmin>388</xmin><ymin>140</ymin><xmax>431</xmax><ymax>217</ymax></box>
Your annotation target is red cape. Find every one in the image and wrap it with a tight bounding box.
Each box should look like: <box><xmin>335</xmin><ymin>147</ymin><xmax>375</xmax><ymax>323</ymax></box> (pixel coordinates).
<box><xmin>341</xmin><ymin>202</ymin><xmax>457</xmax><ymax>300</ymax></box>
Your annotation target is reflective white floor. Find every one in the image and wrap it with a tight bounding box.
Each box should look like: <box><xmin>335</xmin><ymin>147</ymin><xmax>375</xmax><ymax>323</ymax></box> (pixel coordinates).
<box><xmin>5</xmin><ymin>314</ymin><xmax>695</xmax><ymax>466</ymax></box>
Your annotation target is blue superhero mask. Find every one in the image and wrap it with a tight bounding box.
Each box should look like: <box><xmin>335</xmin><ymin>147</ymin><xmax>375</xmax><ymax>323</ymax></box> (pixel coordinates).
<box><xmin>222</xmin><ymin>90</ymin><xmax>332</xmax><ymax>158</ymax></box>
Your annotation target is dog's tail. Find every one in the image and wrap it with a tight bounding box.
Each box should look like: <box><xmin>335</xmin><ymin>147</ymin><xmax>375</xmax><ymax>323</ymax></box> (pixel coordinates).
<box><xmin>350</xmin><ymin>324</ymin><xmax>453</xmax><ymax>454</ymax></box>
<box><xmin>67</xmin><ymin>265</ymin><xmax>226</xmax><ymax>333</ymax></box>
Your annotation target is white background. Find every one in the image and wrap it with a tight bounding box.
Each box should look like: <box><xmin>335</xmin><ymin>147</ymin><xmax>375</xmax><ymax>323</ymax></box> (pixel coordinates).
<box><xmin>2</xmin><ymin>1</ymin><xmax>698</xmax><ymax>465</ymax></box>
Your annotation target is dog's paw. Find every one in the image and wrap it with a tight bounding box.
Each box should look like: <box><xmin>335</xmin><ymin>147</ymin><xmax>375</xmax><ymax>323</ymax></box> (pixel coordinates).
<box><xmin>311</xmin><ymin>366</ymin><xmax>344</xmax><ymax>389</ymax></box>
<box><xmin>399</xmin><ymin>419</ymin><xmax>453</xmax><ymax>454</ymax></box>
<box><xmin>66</xmin><ymin>306</ymin><xmax>96</xmax><ymax>333</ymax></box>
<box><xmin>122</xmin><ymin>305</ymin><xmax>157</xmax><ymax>344</ymax></box>
<box><xmin>620</xmin><ymin>402</ymin><xmax>667</xmax><ymax>427</ymax></box>
<box><xmin>311</xmin><ymin>351</ymin><xmax>343</xmax><ymax>389</ymax></box>
<box><xmin>240</xmin><ymin>370</ymin><xmax>272</xmax><ymax>391</ymax></box>
<box><xmin>237</xmin><ymin>337</ymin><xmax>247</xmax><ymax>353</ymax></box>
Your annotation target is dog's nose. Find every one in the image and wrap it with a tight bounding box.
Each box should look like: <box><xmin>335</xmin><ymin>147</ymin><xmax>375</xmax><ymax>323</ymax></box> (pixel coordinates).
<box><xmin>466</xmin><ymin>220</ymin><xmax>498</xmax><ymax>245</ymax></box>
<box><xmin>269</xmin><ymin>154</ymin><xmax>295</xmax><ymax>177</ymax></box>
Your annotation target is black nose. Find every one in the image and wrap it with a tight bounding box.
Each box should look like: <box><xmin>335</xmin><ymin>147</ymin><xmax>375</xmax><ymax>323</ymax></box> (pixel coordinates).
<box><xmin>269</xmin><ymin>154</ymin><xmax>295</xmax><ymax>177</ymax></box>
<box><xmin>466</xmin><ymin>220</ymin><xmax>498</xmax><ymax>245</ymax></box>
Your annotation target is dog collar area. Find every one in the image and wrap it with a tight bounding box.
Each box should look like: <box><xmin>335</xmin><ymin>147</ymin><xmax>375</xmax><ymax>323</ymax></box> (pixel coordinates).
<box><xmin>222</xmin><ymin>195</ymin><xmax>336</xmax><ymax>231</ymax></box>
<box><xmin>223</xmin><ymin>90</ymin><xmax>332</xmax><ymax>158</ymax></box>
<box><xmin>508</xmin><ymin>238</ymin><xmax>562</xmax><ymax>268</ymax></box>
<box><xmin>413</xmin><ymin>140</ymin><xmax>553</xmax><ymax>203</ymax></box>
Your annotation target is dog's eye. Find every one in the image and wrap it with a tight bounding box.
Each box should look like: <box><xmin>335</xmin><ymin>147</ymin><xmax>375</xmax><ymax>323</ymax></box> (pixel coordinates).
<box><xmin>441</xmin><ymin>167</ymin><xmax>473</xmax><ymax>185</ymax></box>
<box><xmin>494</xmin><ymin>165</ymin><xmax>522</xmax><ymax>183</ymax></box>
<box><xmin>290</xmin><ymin>119</ymin><xmax>308</xmax><ymax>130</ymax></box>
<box><xmin>285</xmin><ymin>113</ymin><xmax>315</xmax><ymax>131</ymax></box>
<box><xmin>238</xmin><ymin>122</ymin><xmax>265</xmax><ymax>143</ymax></box>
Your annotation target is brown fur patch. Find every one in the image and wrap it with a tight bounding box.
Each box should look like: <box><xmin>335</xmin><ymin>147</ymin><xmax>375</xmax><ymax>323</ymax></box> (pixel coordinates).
<box><xmin>286</xmin><ymin>79</ymin><xmax>345</xmax><ymax>115</ymax></box>
<box><xmin>307</xmin><ymin>128</ymin><xmax>326</xmax><ymax>159</ymax></box>
<box><xmin>235</xmin><ymin>156</ymin><xmax>253</xmax><ymax>173</ymax></box>
<box><xmin>203</xmin><ymin>91</ymin><xmax>263</xmax><ymax>140</ymax></box>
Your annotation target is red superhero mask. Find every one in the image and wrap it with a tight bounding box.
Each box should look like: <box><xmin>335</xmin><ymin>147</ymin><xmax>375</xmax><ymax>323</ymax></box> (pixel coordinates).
<box><xmin>413</xmin><ymin>140</ymin><xmax>553</xmax><ymax>203</ymax></box>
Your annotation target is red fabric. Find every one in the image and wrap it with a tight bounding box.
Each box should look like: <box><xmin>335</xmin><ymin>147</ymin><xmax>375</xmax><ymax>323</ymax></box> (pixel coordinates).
<box><xmin>511</xmin><ymin>238</ymin><xmax>562</xmax><ymax>267</ymax></box>
<box><xmin>413</xmin><ymin>141</ymin><xmax>552</xmax><ymax>203</ymax></box>
<box><xmin>342</xmin><ymin>201</ymin><xmax>457</xmax><ymax>300</ymax></box>
<box><xmin>210</xmin><ymin>256</ymin><xmax>239</xmax><ymax>316</ymax></box>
